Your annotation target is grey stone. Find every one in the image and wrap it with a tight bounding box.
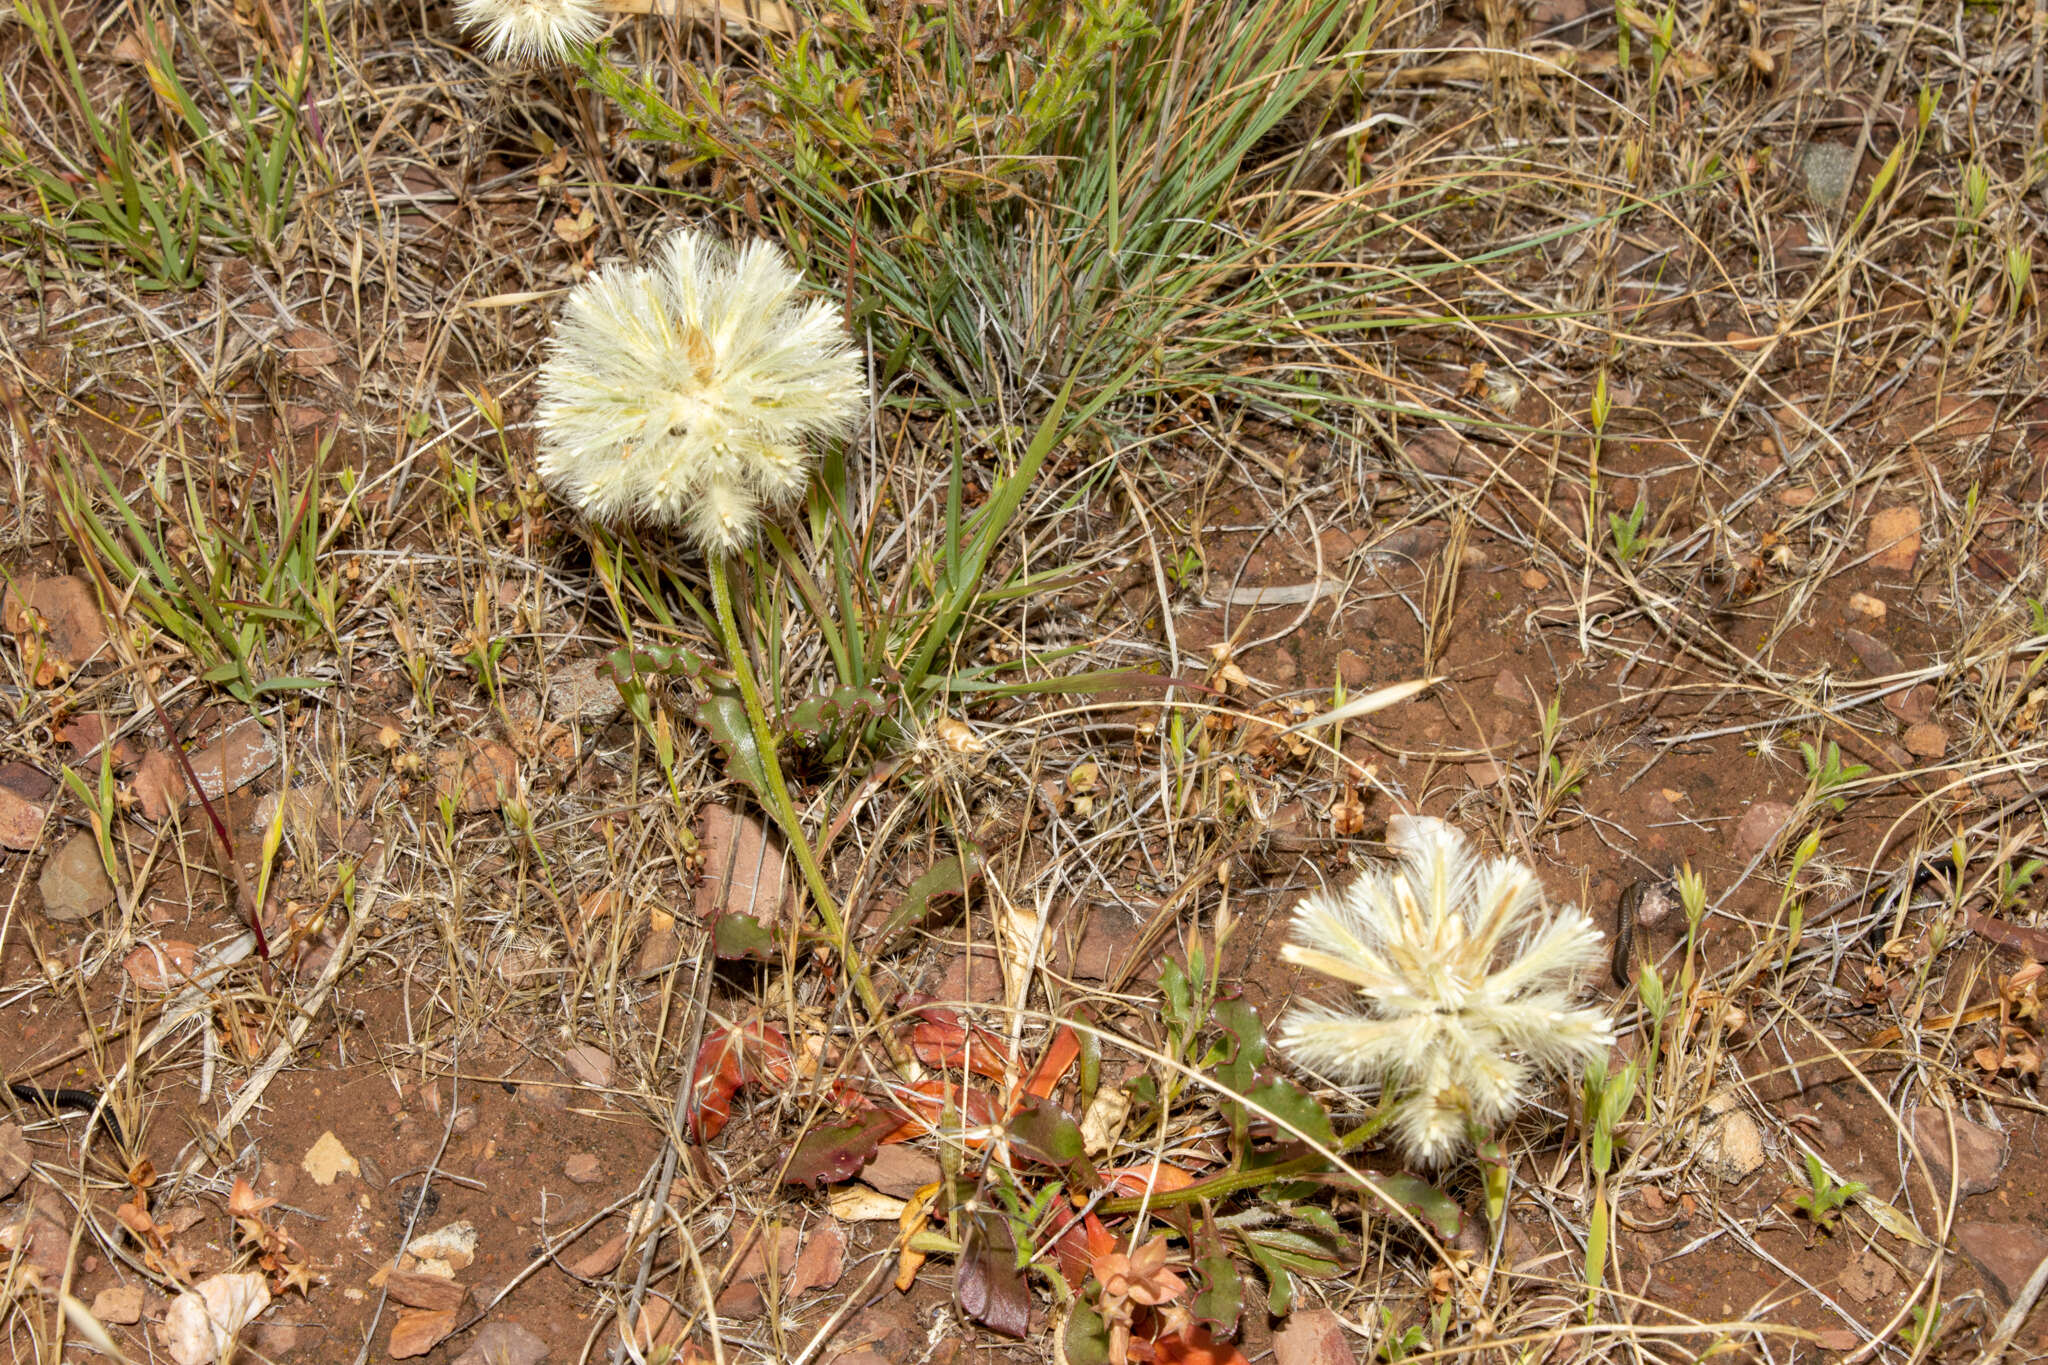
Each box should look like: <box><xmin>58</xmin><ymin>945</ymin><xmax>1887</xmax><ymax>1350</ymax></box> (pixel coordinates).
<box><xmin>452</xmin><ymin>1322</ymin><xmax>549</xmax><ymax>1365</ymax></box>
<box><xmin>38</xmin><ymin>832</ymin><xmax>114</xmax><ymax>921</ymax></box>
<box><xmin>1801</xmin><ymin>142</ymin><xmax>1858</xmax><ymax>208</ymax></box>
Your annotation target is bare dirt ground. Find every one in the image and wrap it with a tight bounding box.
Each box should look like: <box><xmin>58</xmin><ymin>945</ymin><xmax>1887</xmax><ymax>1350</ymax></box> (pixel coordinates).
<box><xmin>1</xmin><ymin>0</ymin><xmax>2046</xmax><ymax>1362</ymax></box>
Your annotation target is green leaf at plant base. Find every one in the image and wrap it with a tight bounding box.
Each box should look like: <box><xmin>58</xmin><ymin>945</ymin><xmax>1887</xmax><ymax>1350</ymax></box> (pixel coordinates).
<box><xmin>712</xmin><ymin>912</ymin><xmax>779</xmax><ymax>962</ymax></box>
<box><xmin>607</xmin><ymin>642</ymin><xmax>714</xmax><ymax>685</ymax></box>
<box><xmin>781</xmin><ymin>1111</ymin><xmax>900</xmax><ymax>1187</ymax></box>
<box><xmin>1365</xmin><ymin>1173</ymin><xmax>1462</xmax><ymax>1241</ymax></box>
<box><xmin>1244</xmin><ymin>1078</ymin><xmax>1334</xmax><ymax>1150</ymax></box>
<box><xmin>1006</xmin><ymin>1095</ymin><xmax>1089</xmax><ymax>1171</ymax></box>
<box><xmin>1063</xmin><ymin>1302</ymin><xmax>1113</xmax><ymax>1365</ymax></box>
<box><xmin>783</xmin><ymin>684</ymin><xmax>888</xmax><ymax>738</ymax></box>
<box><xmin>871</xmin><ymin>846</ymin><xmax>985</xmax><ymax>950</ymax></box>
<box><xmin>1239</xmin><ymin>1224</ymin><xmax>1345</xmax><ymax>1316</ymax></box>
<box><xmin>1193</xmin><ymin>1258</ymin><xmax>1243</xmax><ymax>1339</ymax></box>
<box><xmin>1212</xmin><ymin>999</ymin><xmax>1269</xmax><ymax>1144</ymax></box>
<box><xmin>691</xmin><ymin>689</ymin><xmax>770</xmax><ymax>798</ymax></box>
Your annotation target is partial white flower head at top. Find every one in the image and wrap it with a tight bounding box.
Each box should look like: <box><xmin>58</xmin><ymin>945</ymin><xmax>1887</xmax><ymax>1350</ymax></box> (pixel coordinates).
<box><xmin>536</xmin><ymin>228</ymin><xmax>868</xmax><ymax>554</ymax></box>
<box><xmin>1279</xmin><ymin>815</ymin><xmax>1615</xmax><ymax>1166</ymax></box>
<box><xmin>455</xmin><ymin>0</ymin><xmax>603</xmax><ymax>62</ymax></box>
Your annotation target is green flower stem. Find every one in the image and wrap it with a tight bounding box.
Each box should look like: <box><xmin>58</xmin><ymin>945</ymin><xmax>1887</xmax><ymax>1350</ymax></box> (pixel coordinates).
<box><xmin>1095</xmin><ymin>1115</ymin><xmax>1384</xmax><ymax>1216</ymax></box>
<box><xmin>709</xmin><ymin>556</ymin><xmax>909</xmax><ymax>1072</ymax></box>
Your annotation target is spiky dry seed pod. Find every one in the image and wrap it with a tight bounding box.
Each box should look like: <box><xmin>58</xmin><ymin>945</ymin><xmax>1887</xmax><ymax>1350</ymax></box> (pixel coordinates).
<box><xmin>1279</xmin><ymin>816</ymin><xmax>1615</xmax><ymax>1165</ymax></box>
<box><xmin>454</xmin><ymin>0</ymin><xmax>603</xmax><ymax>61</ymax></box>
<box><xmin>535</xmin><ymin>230</ymin><xmax>866</xmax><ymax>552</ymax></box>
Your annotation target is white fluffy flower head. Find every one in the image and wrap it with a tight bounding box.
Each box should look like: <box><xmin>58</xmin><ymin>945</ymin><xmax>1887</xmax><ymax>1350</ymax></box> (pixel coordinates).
<box><xmin>455</xmin><ymin>0</ymin><xmax>602</xmax><ymax>62</ymax></box>
<box><xmin>536</xmin><ymin>230</ymin><xmax>866</xmax><ymax>553</ymax></box>
<box><xmin>1279</xmin><ymin>816</ymin><xmax>1614</xmax><ymax>1165</ymax></box>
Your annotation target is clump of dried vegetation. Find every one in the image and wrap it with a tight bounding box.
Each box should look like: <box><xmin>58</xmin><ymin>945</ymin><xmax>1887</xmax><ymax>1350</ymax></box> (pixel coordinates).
<box><xmin>0</xmin><ymin>0</ymin><xmax>2044</xmax><ymax>1361</ymax></box>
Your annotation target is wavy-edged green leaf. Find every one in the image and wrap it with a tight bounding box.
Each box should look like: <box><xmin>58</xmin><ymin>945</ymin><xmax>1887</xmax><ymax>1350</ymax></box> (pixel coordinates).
<box><xmin>713</xmin><ymin>911</ymin><xmax>779</xmax><ymax>962</ymax></box>
<box><xmin>1245</xmin><ymin>1078</ymin><xmax>1333</xmax><ymax>1149</ymax></box>
<box><xmin>1006</xmin><ymin>1094</ymin><xmax>1088</xmax><ymax>1170</ymax></box>
<box><xmin>691</xmin><ymin>689</ymin><xmax>769</xmax><ymax>797</ymax></box>
<box><xmin>1366</xmin><ymin>1173</ymin><xmax>1462</xmax><ymax>1240</ymax></box>
<box><xmin>872</xmin><ymin>846</ymin><xmax>984</xmax><ymax>948</ymax></box>
<box><xmin>783</xmin><ymin>683</ymin><xmax>887</xmax><ymax>737</ymax></box>
<box><xmin>781</xmin><ymin>1110</ymin><xmax>900</xmax><ymax>1186</ymax></box>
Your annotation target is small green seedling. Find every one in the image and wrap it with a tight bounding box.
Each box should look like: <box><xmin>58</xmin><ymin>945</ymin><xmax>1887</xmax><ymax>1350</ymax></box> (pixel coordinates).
<box><xmin>1996</xmin><ymin>857</ymin><xmax>2044</xmax><ymax>912</ymax></box>
<box><xmin>1798</xmin><ymin>739</ymin><xmax>1869</xmax><ymax>812</ymax></box>
<box><xmin>1608</xmin><ymin>498</ymin><xmax>1651</xmax><ymax>565</ymax></box>
<box><xmin>1898</xmin><ymin>1302</ymin><xmax>1942</xmax><ymax>1351</ymax></box>
<box><xmin>1374</xmin><ymin>1300</ymin><xmax>1452</xmax><ymax>1364</ymax></box>
<box><xmin>1789</xmin><ymin>1152</ymin><xmax>1864</xmax><ymax>1235</ymax></box>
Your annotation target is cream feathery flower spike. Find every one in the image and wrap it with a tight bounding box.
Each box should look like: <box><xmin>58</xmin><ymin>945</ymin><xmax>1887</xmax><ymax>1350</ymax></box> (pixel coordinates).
<box><xmin>1279</xmin><ymin>815</ymin><xmax>1615</xmax><ymax>1166</ymax></box>
<box><xmin>535</xmin><ymin>228</ymin><xmax>867</xmax><ymax>553</ymax></box>
<box><xmin>455</xmin><ymin>0</ymin><xmax>603</xmax><ymax>62</ymax></box>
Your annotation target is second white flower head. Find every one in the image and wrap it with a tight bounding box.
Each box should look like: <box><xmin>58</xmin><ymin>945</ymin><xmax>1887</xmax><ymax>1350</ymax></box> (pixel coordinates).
<box><xmin>1279</xmin><ymin>816</ymin><xmax>1615</xmax><ymax>1165</ymax></box>
<box><xmin>536</xmin><ymin>229</ymin><xmax>867</xmax><ymax>554</ymax></box>
<box><xmin>455</xmin><ymin>0</ymin><xmax>603</xmax><ymax>62</ymax></box>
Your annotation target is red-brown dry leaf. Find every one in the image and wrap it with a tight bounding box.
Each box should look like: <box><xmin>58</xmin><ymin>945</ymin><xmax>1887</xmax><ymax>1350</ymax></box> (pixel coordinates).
<box><xmin>1102</xmin><ymin>1163</ymin><xmax>1200</xmax><ymax>1198</ymax></box>
<box><xmin>570</xmin><ymin>1230</ymin><xmax>629</xmax><ymax>1278</ymax></box>
<box><xmin>908</xmin><ymin>1006</ymin><xmax>1014</xmax><ymax>1081</ymax></box>
<box><xmin>1018</xmin><ymin>1024</ymin><xmax>1081</xmax><ymax>1102</ymax></box>
<box><xmin>622</xmin><ymin>1298</ymin><xmax>687</xmax><ymax>1354</ymax></box>
<box><xmin>1146</xmin><ymin>1326</ymin><xmax>1252</xmax><ymax>1365</ymax></box>
<box><xmin>783</xmin><ymin>1111</ymin><xmax>903</xmax><ymax>1186</ymax></box>
<box><xmin>956</xmin><ymin>1206</ymin><xmax>1030</xmax><ymax>1339</ymax></box>
<box><xmin>1273</xmin><ymin>1308</ymin><xmax>1359</xmax><ymax>1365</ymax></box>
<box><xmin>875</xmin><ymin>1079</ymin><xmax>1004</xmax><ymax>1146</ymax></box>
<box><xmin>690</xmin><ymin>1023</ymin><xmax>793</xmax><ymax>1141</ymax></box>
<box><xmin>131</xmin><ymin>750</ymin><xmax>187</xmax><ymax>821</ymax></box>
<box><xmin>1045</xmin><ymin>1207</ymin><xmax>1114</xmax><ymax>1287</ymax></box>
<box><xmin>1967</xmin><ymin>908</ymin><xmax>2048</xmax><ymax>961</ymax></box>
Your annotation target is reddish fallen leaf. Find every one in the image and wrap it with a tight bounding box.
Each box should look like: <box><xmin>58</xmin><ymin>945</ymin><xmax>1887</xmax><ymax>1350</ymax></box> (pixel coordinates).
<box><xmin>1102</xmin><ymin>1162</ymin><xmax>1200</xmax><ymax>1198</ymax></box>
<box><xmin>621</xmin><ymin>1298</ymin><xmax>686</xmax><ymax>1355</ymax></box>
<box><xmin>1272</xmin><ymin>1308</ymin><xmax>1359</xmax><ymax>1365</ymax></box>
<box><xmin>1017</xmin><ymin>1024</ymin><xmax>1081</xmax><ymax>1103</ymax></box>
<box><xmin>1043</xmin><ymin>1203</ymin><xmax>1092</xmax><ymax>1285</ymax></box>
<box><xmin>124</xmin><ymin>940</ymin><xmax>200</xmax><ymax>992</ymax></box>
<box><xmin>783</xmin><ymin>1110</ymin><xmax>902</xmax><ymax>1186</ymax></box>
<box><xmin>1146</xmin><ymin>1325</ymin><xmax>1252</xmax><ymax>1365</ymax></box>
<box><xmin>957</xmin><ymin>1206</ymin><xmax>1030</xmax><ymax>1338</ymax></box>
<box><xmin>569</xmin><ymin>1231</ymin><xmax>629</xmax><ymax>1278</ymax></box>
<box><xmin>690</xmin><ymin>1023</ymin><xmax>792</xmax><ymax>1141</ymax></box>
<box><xmin>875</xmin><ymin>1079</ymin><xmax>1004</xmax><ymax>1146</ymax></box>
<box><xmin>909</xmin><ymin>1007</ymin><xmax>1013</xmax><ymax>1081</ymax></box>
